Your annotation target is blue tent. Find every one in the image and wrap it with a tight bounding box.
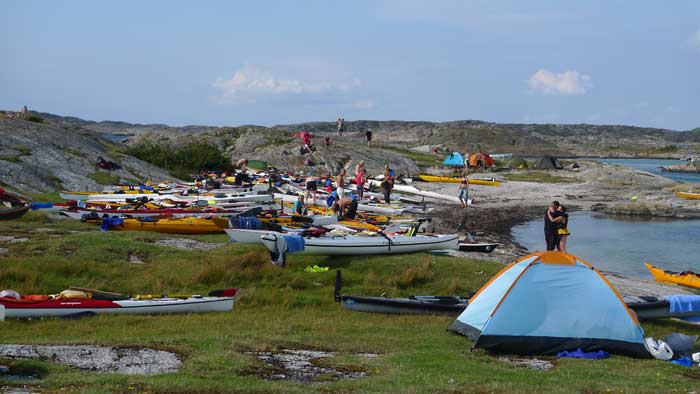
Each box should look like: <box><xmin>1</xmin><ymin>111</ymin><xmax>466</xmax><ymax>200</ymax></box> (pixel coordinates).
<box><xmin>443</xmin><ymin>152</ymin><xmax>465</xmax><ymax>167</ymax></box>
<box><xmin>450</xmin><ymin>251</ymin><xmax>650</xmax><ymax>358</ymax></box>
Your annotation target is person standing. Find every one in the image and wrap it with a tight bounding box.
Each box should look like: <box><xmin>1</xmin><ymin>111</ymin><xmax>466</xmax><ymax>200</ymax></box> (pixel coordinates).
<box><xmin>549</xmin><ymin>205</ymin><xmax>570</xmax><ymax>253</ymax></box>
<box><xmin>365</xmin><ymin>128</ymin><xmax>372</xmax><ymax>146</ymax></box>
<box><xmin>355</xmin><ymin>166</ymin><xmax>366</xmax><ymax>201</ymax></box>
<box><xmin>458</xmin><ymin>174</ymin><xmax>469</xmax><ymax>208</ymax></box>
<box><xmin>382</xmin><ymin>164</ymin><xmax>394</xmax><ymax>204</ymax></box>
<box><xmin>337</xmin><ymin>118</ymin><xmax>344</xmax><ymax>136</ymax></box>
<box><xmin>544</xmin><ymin>201</ymin><xmax>560</xmax><ymax>251</ymax></box>
<box><xmin>305</xmin><ymin>174</ymin><xmax>318</xmax><ymax>206</ymax></box>
<box><xmin>336</xmin><ymin>168</ymin><xmax>346</xmax><ymax>199</ymax></box>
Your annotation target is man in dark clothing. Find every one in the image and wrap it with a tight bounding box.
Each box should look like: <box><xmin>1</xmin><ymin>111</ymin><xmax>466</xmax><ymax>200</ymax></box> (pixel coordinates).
<box><xmin>544</xmin><ymin>201</ymin><xmax>560</xmax><ymax>251</ymax></box>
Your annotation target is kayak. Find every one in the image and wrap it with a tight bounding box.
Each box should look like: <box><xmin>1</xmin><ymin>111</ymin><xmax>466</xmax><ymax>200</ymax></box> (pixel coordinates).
<box><xmin>0</xmin><ymin>289</ymin><xmax>238</xmax><ymax>319</ymax></box>
<box><xmin>61</xmin><ymin>206</ymin><xmax>262</xmax><ymax>220</ymax></box>
<box><xmin>676</xmin><ymin>191</ymin><xmax>700</xmax><ymax>200</ymax></box>
<box><xmin>367</xmin><ymin>180</ymin><xmax>462</xmax><ymax>204</ymax></box>
<box><xmin>274</xmin><ymin>193</ymin><xmax>408</xmax><ymax>216</ymax></box>
<box><xmin>334</xmin><ymin>271</ymin><xmax>469</xmax><ymax>316</ymax></box>
<box><xmin>458</xmin><ymin>241</ymin><xmax>499</xmax><ymax>253</ymax></box>
<box><xmin>0</xmin><ymin>205</ymin><xmax>30</xmax><ymax>220</ymax></box>
<box><xmin>626</xmin><ymin>295</ymin><xmax>700</xmax><ymax>320</ymax></box>
<box><xmin>261</xmin><ymin>233</ymin><xmax>460</xmax><ymax>256</ymax></box>
<box><xmin>645</xmin><ymin>263</ymin><xmax>700</xmax><ymax>289</ymax></box>
<box><xmin>101</xmin><ymin>217</ymin><xmax>229</xmax><ymax>234</ymax></box>
<box><xmin>417</xmin><ymin>174</ymin><xmax>500</xmax><ymax>186</ymax></box>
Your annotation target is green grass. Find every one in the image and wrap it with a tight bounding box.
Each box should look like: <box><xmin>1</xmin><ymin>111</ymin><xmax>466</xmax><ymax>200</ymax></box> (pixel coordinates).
<box><xmin>0</xmin><ymin>215</ymin><xmax>698</xmax><ymax>393</ymax></box>
<box><xmin>0</xmin><ymin>155</ymin><xmax>22</xmax><ymax>163</ymax></box>
<box><xmin>29</xmin><ymin>191</ymin><xmax>66</xmax><ymax>203</ymax></box>
<box><xmin>87</xmin><ymin>171</ymin><xmax>121</xmax><ymax>186</ymax></box>
<box><xmin>503</xmin><ymin>172</ymin><xmax>579</xmax><ymax>183</ymax></box>
<box><xmin>380</xmin><ymin>145</ymin><xmax>443</xmax><ymax>168</ymax></box>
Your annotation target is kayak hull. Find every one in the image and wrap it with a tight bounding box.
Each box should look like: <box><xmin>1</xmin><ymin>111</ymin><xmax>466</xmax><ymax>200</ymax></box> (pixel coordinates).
<box><xmin>645</xmin><ymin>263</ymin><xmax>700</xmax><ymax>289</ymax></box>
<box><xmin>676</xmin><ymin>191</ymin><xmax>700</xmax><ymax>200</ymax></box>
<box><xmin>341</xmin><ymin>295</ymin><xmax>467</xmax><ymax>316</ymax></box>
<box><xmin>0</xmin><ymin>206</ymin><xmax>30</xmax><ymax>220</ymax></box>
<box><xmin>108</xmin><ymin>218</ymin><xmax>228</xmax><ymax>234</ymax></box>
<box><xmin>417</xmin><ymin>174</ymin><xmax>500</xmax><ymax>186</ymax></box>
<box><xmin>1</xmin><ymin>296</ymin><xmax>236</xmax><ymax>319</ymax></box>
<box><xmin>262</xmin><ymin>233</ymin><xmax>460</xmax><ymax>256</ymax></box>
<box><xmin>458</xmin><ymin>242</ymin><xmax>499</xmax><ymax>253</ymax></box>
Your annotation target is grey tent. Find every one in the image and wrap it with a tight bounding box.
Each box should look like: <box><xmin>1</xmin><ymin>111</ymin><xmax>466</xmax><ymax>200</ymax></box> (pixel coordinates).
<box><xmin>506</xmin><ymin>156</ymin><xmax>528</xmax><ymax>169</ymax></box>
<box><xmin>533</xmin><ymin>155</ymin><xmax>563</xmax><ymax>170</ymax></box>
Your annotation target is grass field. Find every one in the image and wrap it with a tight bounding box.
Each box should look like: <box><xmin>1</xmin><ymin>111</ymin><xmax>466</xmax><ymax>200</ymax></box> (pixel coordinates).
<box><xmin>1</xmin><ymin>212</ymin><xmax>698</xmax><ymax>393</ymax></box>
<box><xmin>502</xmin><ymin>172</ymin><xmax>579</xmax><ymax>184</ymax></box>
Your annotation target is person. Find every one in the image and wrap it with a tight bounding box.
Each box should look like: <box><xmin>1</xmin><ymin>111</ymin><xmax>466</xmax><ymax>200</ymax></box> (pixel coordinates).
<box><xmin>305</xmin><ymin>174</ymin><xmax>318</xmax><ymax>205</ymax></box>
<box><xmin>300</xmin><ymin>130</ymin><xmax>313</xmax><ymax>151</ymax></box>
<box><xmin>293</xmin><ymin>195</ymin><xmax>306</xmax><ymax>216</ymax></box>
<box><xmin>334</xmin><ymin>195</ymin><xmax>357</xmax><ymax>220</ymax></box>
<box><xmin>324</xmin><ymin>135</ymin><xmax>332</xmax><ymax>147</ymax></box>
<box><xmin>337</xmin><ymin>118</ymin><xmax>344</xmax><ymax>136</ymax></box>
<box><xmin>544</xmin><ymin>201</ymin><xmax>560</xmax><ymax>251</ymax></box>
<box><xmin>355</xmin><ymin>160</ymin><xmax>364</xmax><ymax>176</ymax></box>
<box><xmin>458</xmin><ymin>174</ymin><xmax>469</xmax><ymax>208</ymax></box>
<box><xmin>382</xmin><ymin>164</ymin><xmax>394</xmax><ymax>204</ymax></box>
<box><xmin>549</xmin><ymin>205</ymin><xmax>570</xmax><ymax>252</ymax></box>
<box><xmin>336</xmin><ymin>168</ymin><xmax>346</xmax><ymax>199</ymax></box>
<box><xmin>355</xmin><ymin>166</ymin><xmax>366</xmax><ymax>201</ymax></box>
<box><xmin>234</xmin><ymin>158</ymin><xmax>249</xmax><ymax>170</ymax></box>
<box><xmin>463</xmin><ymin>152</ymin><xmax>471</xmax><ymax>172</ymax></box>
<box><xmin>365</xmin><ymin>128</ymin><xmax>372</xmax><ymax>146</ymax></box>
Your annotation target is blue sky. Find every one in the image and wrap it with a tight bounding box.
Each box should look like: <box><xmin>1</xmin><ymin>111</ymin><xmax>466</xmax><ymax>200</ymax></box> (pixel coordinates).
<box><xmin>1</xmin><ymin>1</ymin><xmax>698</xmax><ymax>130</ymax></box>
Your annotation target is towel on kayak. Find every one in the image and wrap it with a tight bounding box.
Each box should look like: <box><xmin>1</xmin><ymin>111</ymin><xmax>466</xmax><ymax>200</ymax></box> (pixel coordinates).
<box><xmin>666</xmin><ymin>295</ymin><xmax>700</xmax><ymax>314</ymax></box>
<box><xmin>556</xmin><ymin>348</ymin><xmax>610</xmax><ymax>359</ymax></box>
<box><xmin>100</xmin><ymin>217</ymin><xmax>124</xmax><ymax>231</ymax></box>
<box><xmin>283</xmin><ymin>234</ymin><xmax>305</xmax><ymax>253</ymax></box>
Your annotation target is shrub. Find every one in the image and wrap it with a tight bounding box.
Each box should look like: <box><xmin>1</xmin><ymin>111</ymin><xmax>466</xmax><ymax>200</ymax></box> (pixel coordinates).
<box><xmin>126</xmin><ymin>141</ymin><xmax>230</xmax><ymax>179</ymax></box>
<box><xmin>25</xmin><ymin>115</ymin><xmax>44</xmax><ymax>123</ymax></box>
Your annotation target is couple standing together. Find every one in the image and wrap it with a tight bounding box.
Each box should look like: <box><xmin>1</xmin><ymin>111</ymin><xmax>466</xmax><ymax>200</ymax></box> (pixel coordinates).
<box><xmin>544</xmin><ymin>201</ymin><xmax>570</xmax><ymax>252</ymax></box>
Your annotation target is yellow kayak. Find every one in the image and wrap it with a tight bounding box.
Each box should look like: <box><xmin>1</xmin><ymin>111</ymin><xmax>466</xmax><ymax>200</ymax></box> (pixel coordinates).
<box><xmin>338</xmin><ymin>220</ymin><xmax>381</xmax><ymax>232</ymax></box>
<box><xmin>644</xmin><ymin>263</ymin><xmax>700</xmax><ymax>289</ymax></box>
<box><xmin>417</xmin><ymin>174</ymin><xmax>501</xmax><ymax>186</ymax></box>
<box><xmin>107</xmin><ymin>217</ymin><xmax>228</xmax><ymax>234</ymax></box>
<box><xmin>676</xmin><ymin>191</ymin><xmax>700</xmax><ymax>200</ymax></box>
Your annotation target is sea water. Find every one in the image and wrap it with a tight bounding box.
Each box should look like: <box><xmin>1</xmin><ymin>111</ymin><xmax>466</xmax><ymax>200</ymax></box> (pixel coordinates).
<box><xmin>592</xmin><ymin>158</ymin><xmax>700</xmax><ymax>184</ymax></box>
<box><xmin>511</xmin><ymin>211</ymin><xmax>700</xmax><ymax>278</ymax></box>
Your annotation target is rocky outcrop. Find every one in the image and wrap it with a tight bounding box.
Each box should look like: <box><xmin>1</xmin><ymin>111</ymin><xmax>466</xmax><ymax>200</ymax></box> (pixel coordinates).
<box><xmin>0</xmin><ymin>344</ymin><xmax>181</xmax><ymax>375</ymax></box>
<box><xmin>24</xmin><ymin>112</ymin><xmax>700</xmax><ymax>159</ymax></box>
<box><xmin>0</xmin><ymin>119</ymin><xmax>179</xmax><ymax>194</ymax></box>
<box><xmin>662</xmin><ymin>162</ymin><xmax>700</xmax><ymax>173</ymax></box>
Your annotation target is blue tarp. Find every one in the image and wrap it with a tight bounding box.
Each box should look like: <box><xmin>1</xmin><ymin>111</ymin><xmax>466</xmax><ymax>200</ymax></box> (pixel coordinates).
<box><xmin>443</xmin><ymin>152</ymin><xmax>465</xmax><ymax>167</ymax></box>
<box><xmin>667</xmin><ymin>295</ymin><xmax>700</xmax><ymax>323</ymax></box>
<box><xmin>230</xmin><ymin>216</ymin><xmax>262</xmax><ymax>230</ymax></box>
<box><xmin>30</xmin><ymin>202</ymin><xmax>53</xmax><ymax>210</ymax></box>
<box><xmin>100</xmin><ymin>217</ymin><xmax>124</xmax><ymax>231</ymax></box>
<box><xmin>283</xmin><ymin>234</ymin><xmax>305</xmax><ymax>253</ymax></box>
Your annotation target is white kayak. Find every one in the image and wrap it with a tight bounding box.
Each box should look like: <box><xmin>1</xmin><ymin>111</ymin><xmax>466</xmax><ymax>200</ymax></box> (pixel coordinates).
<box><xmin>368</xmin><ymin>180</ymin><xmax>462</xmax><ymax>204</ymax></box>
<box><xmin>0</xmin><ymin>291</ymin><xmax>238</xmax><ymax>319</ymax></box>
<box><xmin>261</xmin><ymin>233</ymin><xmax>460</xmax><ymax>256</ymax></box>
<box><xmin>273</xmin><ymin>193</ymin><xmax>408</xmax><ymax>216</ymax></box>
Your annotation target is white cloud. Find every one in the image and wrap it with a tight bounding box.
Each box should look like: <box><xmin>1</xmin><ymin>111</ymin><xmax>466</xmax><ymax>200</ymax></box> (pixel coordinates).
<box><xmin>688</xmin><ymin>28</ymin><xmax>700</xmax><ymax>52</ymax></box>
<box><xmin>212</xmin><ymin>64</ymin><xmax>360</xmax><ymax>102</ymax></box>
<box><xmin>527</xmin><ymin>69</ymin><xmax>592</xmax><ymax>96</ymax></box>
<box><xmin>352</xmin><ymin>99</ymin><xmax>374</xmax><ymax>110</ymax></box>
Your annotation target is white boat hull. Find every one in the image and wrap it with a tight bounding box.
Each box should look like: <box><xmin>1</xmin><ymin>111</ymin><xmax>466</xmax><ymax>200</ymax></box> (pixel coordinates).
<box><xmin>261</xmin><ymin>233</ymin><xmax>459</xmax><ymax>256</ymax></box>
<box><xmin>3</xmin><ymin>297</ymin><xmax>235</xmax><ymax>319</ymax></box>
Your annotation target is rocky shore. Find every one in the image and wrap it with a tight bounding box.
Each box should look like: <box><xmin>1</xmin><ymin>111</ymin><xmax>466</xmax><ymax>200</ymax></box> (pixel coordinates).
<box><xmin>662</xmin><ymin>162</ymin><xmax>700</xmax><ymax>173</ymax></box>
<box><xmin>424</xmin><ymin>160</ymin><xmax>700</xmax><ymax>298</ymax></box>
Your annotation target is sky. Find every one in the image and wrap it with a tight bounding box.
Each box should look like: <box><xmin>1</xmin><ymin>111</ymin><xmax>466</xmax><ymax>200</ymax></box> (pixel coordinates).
<box><xmin>1</xmin><ymin>1</ymin><xmax>699</xmax><ymax>130</ymax></box>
